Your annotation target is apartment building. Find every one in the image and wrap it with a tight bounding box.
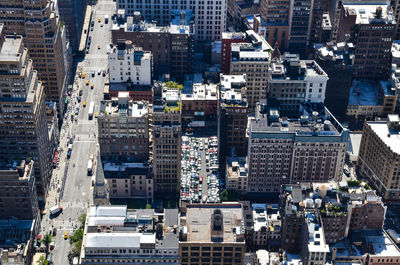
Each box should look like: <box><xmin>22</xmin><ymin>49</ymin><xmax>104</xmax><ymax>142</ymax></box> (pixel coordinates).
<box><xmin>179</xmin><ymin>203</ymin><xmax>246</xmax><ymax>265</ymax></box>
<box><xmin>230</xmin><ymin>30</ymin><xmax>272</xmax><ymax>110</ymax></box>
<box><xmin>116</xmin><ymin>0</ymin><xmax>226</xmax><ymax>41</ymax></box>
<box><xmin>280</xmin><ymin>182</ymin><xmax>386</xmax><ymax>252</ymax></box>
<box><xmin>181</xmin><ymin>83</ymin><xmax>218</xmax><ymax>128</ymax></box>
<box><xmin>268</xmin><ymin>53</ymin><xmax>328</xmax><ymax>116</ymax></box>
<box><xmin>221</xmin><ymin>32</ymin><xmax>248</xmax><ymax>75</ymax></box>
<box><xmin>287</xmin><ymin>0</ymin><xmax>313</xmax><ymax>56</ymax></box>
<box><xmin>0</xmin><ymin>0</ymin><xmax>68</xmax><ymax>113</ymax></box>
<box><xmin>151</xmin><ymin>82</ymin><xmax>182</xmax><ymax>195</ymax></box>
<box><xmin>219</xmin><ymin>74</ymin><xmax>248</xmax><ymax>158</ymax></box>
<box><xmin>104</xmin><ymin>162</ymin><xmax>153</xmax><ymax>200</ymax></box>
<box><xmin>335</xmin><ymin>2</ymin><xmax>397</xmax><ymax>80</ymax></box>
<box><xmin>80</xmin><ymin>206</ymin><xmax>179</xmax><ymax>264</ymax></box>
<box><xmin>0</xmin><ymin>32</ymin><xmax>52</xmax><ymax>197</ymax></box>
<box><xmin>226</xmin><ymin>157</ymin><xmax>248</xmax><ymax>193</ymax></box>
<box><xmin>112</xmin><ymin>11</ymin><xmax>194</xmax><ymax>81</ymax></box>
<box><xmin>358</xmin><ymin>114</ymin><xmax>400</xmax><ymax>200</ymax></box>
<box><xmin>98</xmin><ymin>93</ymin><xmax>149</xmax><ymax>162</ymax></box>
<box><xmin>247</xmin><ymin>102</ymin><xmax>348</xmax><ymax>193</ymax></box>
<box><xmin>108</xmin><ymin>42</ymin><xmax>152</xmax><ymax>85</ymax></box>
<box><xmin>251</xmin><ymin>204</ymin><xmax>281</xmax><ymax>250</ymax></box>
<box><xmin>0</xmin><ymin>160</ymin><xmax>38</xmax><ymax>220</ymax></box>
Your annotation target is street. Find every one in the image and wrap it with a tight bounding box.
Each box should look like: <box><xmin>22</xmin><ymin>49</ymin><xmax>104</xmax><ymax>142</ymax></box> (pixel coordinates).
<box><xmin>38</xmin><ymin>0</ymin><xmax>115</xmax><ymax>264</ymax></box>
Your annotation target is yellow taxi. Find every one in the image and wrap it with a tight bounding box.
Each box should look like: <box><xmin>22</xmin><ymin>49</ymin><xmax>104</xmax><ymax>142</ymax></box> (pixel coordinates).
<box><xmin>81</xmin><ymin>72</ymin><xmax>86</xmax><ymax>79</ymax></box>
<box><xmin>64</xmin><ymin>232</ymin><xmax>69</xmax><ymax>239</ymax></box>
<box><xmin>98</xmin><ymin>17</ymin><xmax>101</xmax><ymax>23</ymax></box>
<box><xmin>91</xmin><ymin>84</ymin><xmax>94</xmax><ymax>89</ymax></box>
<box><xmin>97</xmin><ymin>44</ymin><xmax>101</xmax><ymax>49</ymax></box>
<box><xmin>86</xmin><ymin>80</ymin><xmax>89</xmax><ymax>86</ymax></box>
<box><xmin>83</xmin><ymin>101</ymin><xmax>87</xmax><ymax>107</ymax></box>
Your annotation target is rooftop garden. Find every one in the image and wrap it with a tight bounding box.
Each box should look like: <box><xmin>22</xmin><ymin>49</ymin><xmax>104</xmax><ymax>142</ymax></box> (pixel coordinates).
<box><xmin>163</xmin><ymin>81</ymin><xmax>183</xmax><ymax>91</ymax></box>
<box><xmin>321</xmin><ymin>202</ymin><xmax>347</xmax><ymax>217</ymax></box>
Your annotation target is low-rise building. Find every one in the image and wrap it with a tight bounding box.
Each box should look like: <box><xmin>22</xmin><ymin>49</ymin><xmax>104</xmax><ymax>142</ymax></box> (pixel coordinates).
<box><xmin>251</xmin><ymin>204</ymin><xmax>281</xmax><ymax>250</ymax></box>
<box><xmin>104</xmin><ymin>163</ymin><xmax>153</xmax><ymax>200</ymax></box>
<box><xmin>0</xmin><ymin>160</ymin><xmax>38</xmax><ymax>220</ymax></box>
<box><xmin>358</xmin><ymin>114</ymin><xmax>400</xmax><ymax>200</ymax></box>
<box><xmin>98</xmin><ymin>93</ymin><xmax>149</xmax><ymax>162</ymax></box>
<box><xmin>226</xmin><ymin>157</ymin><xmax>248</xmax><ymax>193</ymax></box>
<box><xmin>80</xmin><ymin>206</ymin><xmax>179</xmax><ymax>264</ymax></box>
<box><xmin>108</xmin><ymin>41</ymin><xmax>152</xmax><ymax>85</ymax></box>
<box><xmin>179</xmin><ymin>203</ymin><xmax>246</xmax><ymax>265</ymax></box>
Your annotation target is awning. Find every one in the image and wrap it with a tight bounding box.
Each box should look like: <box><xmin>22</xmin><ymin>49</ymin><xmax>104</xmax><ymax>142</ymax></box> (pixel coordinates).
<box><xmin>53</xmin><ymin>151</ymin><xmax>58</xmax><ymax>164</ymax></box>
<box><xmin>65</xmin><ymin>97</ymin><xmax>69</xmax><ymax>104</ymax></box>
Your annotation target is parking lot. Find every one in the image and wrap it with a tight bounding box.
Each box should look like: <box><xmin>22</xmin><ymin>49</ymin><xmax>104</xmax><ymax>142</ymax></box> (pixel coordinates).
<box><xmin>180</xmin><ymin>136</ymin><xmax>224</xmax><ymax>203</ymax></box>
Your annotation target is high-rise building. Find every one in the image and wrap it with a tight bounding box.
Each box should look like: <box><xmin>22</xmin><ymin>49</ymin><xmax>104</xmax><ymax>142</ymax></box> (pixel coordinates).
<box><xmin>247</xmin><ymin>102</ymin><xmax>348</xmax><ymax>193</ymax></box>
<box><xmin>230</xmin><ymin>30</ymin><xmax>272</xmax><ymax>110</ymax></box>
<box><xmin>219</xmin><ymin>74</ymin><xmax>248</xmax><ymax>158</ymax></box>
<box><xmin>116</xmin><ymin>0</ymin><xmax>226</xmax><ymax>41</ymax></box>
<box><xmin>221</xmin><ymin>32</ymin><xmax>248</xmax><ymax>75</ymax></box>
<box><xmin>112</xmin><ymin>11</ymin><xmax>194</xmax><ymax>81</ymax></box>
<box><xmin>268</xmin><ymin>53</ymin><xmax>328</xmax><ymax>117</ymax></box>
<box><xmin>98</xmin><ymin>93</ymin><xmax>150</xmax><ymax>161</ymax></box>
<box><xmin>0</xmin><ymin>160</ymin><xmax>38</xmax><ymax>220</ymax></box>
<box><xmin>334</xmin><ymin>1</ymin><xmax>397</xmax><ymax>79</ymax></box>
<box><xmin>358</xmin><ymin>114</ymin><xmax>400</xmax><ymax>200</ymax></box>
<box><xmin>179</xmin><ymin>203</ymin><xmax>246</xmax><ymax>265</ymax></box>
<box><xmin>0</xmin><ymin>30</ymin><xmax>52</xmax><ymax>197</ymax></box>
<box><xmin>0</xmin><ymin>0</ymin><xmax>68</xmax><ymax>113</ymax></box>
<box><xmin>151</xmin><ymin>82</ymin><xmax>182</xmax><ymax>195</ymax></box>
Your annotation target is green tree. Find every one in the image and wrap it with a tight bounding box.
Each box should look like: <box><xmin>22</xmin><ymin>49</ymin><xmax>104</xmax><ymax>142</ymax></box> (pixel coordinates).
<box><xmin>40</xmin><ymin>233</ymin><xmax>53</xmax><ymax>253</ymax></box>
<box><xmin>145</xmin><ymin>203</ymin><xmax>152</xmax><ymax>209</ymax></box>
<box><xmin>69</xmin><ymin>228</ymin><xmax>84</xmax><ymax>245</ymax></box>
<box><xmin>71</xmin><ymin>239</ymin><xmax>83</xmax><ymax>257</ymax></box>
<box><xmin>77</xmin><ymin>214</ymin><xmax>86</xmax><ymax>228</ymax></box>
<box><xmin>220</xmin><ymin>190</ymin><xmax>239</xmax><ymax>201</ymax></box>
<box><xmin>37</xmin><ymin>255</ymin><xmax>49</xmax><ymax>265</ymax></box>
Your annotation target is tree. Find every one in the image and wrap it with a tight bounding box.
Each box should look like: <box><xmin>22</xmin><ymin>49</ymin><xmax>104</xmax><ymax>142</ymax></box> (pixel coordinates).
<box><xmin>77</xmin><ymin>214</ymin><xmax>86</xmax><ymax>228</ymax></box>
<box><xmin>145</xmin><ymin>204</ymin><xmax>152</xmax><ymax>209</ymax></box>
<box><xmin>40</xmin><ymin>233</ymin><xmax>52</xmax><ymax>253</ymax></box>
<box><xmin>37</xmin><ymin>254</ymin><xmax>49</xmax><ymax>265</ymax></box>
<box><xmin>69</xmin><ymin>228</ymin><xmax>84</xmax><ymax>245</ymax></box>
<box><xmin>220</xmin><ymin>190</ymin><xmax>239</xmax><ymax>202</ymax></box>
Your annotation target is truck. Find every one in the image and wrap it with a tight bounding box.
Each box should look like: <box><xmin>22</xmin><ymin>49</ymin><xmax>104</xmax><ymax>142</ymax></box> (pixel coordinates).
<box><xmin>88</xmin><ymin>101</ymin><xmax>94</xmax><ymax>119</ymax></box>
<box><xmin>49</xmin><ymin>205</ymin><xmax>62</xmax><ymax>216</ymax></box>
<box><xmin>104</xmin><ymin>15</ymin><xmax>109</xmax><ymax>24</ymax></box>
<box><xmin>87</xmin><ymin>159</ymin><xmax>93</xmax><ymax>175</ymax></box>
<box><xmin>67</xmin><ymin>149</ymin><xmax>72</xmax><ymax>159</ymax></box>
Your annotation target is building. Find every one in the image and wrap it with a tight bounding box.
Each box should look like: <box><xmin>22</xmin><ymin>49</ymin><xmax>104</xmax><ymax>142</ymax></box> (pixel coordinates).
<box><xmin>0</xmin><ymin>219</ymin><xmax>38</xmax><ymax>265</ymax></box>
<box><xmin>331</xmin><ymin>229</ymin><xmax>400</xmax><ymax>265</ymax></box>
<box><xmin>0</xmin><ymin>32</ymin><xmax>52</xmax><ymax>197</ymax></box>
<box><xmin>179</xmin><ymin>203</ymin><xmax>246</xmax><ymax>265</ymax></box>
<box><xmin>151</xmin><ymin>82</ymin><xmax>182</xmax><ymax>195</ymax></box>
<box><xmin>45</xmin><ymin>102</ymin><xmax>59</xmax><ymax>155</ymax></box>
<box><xmin>80</xmin><ymin>206</ymin><xmax>179</xmax><ymax>264</ymax></box>
<box><xmin>58</xmin><ymin>0</ymin><xmax>87</xmax><ymax>51</ymax></box>
<box><xmin>390</xmin><ymin>41</ymin><xmax>400</xmax><ymax>114</ymax></box>
<box><xmin>280</xmin><ymin>182</ymin><xmax>386</xmax><ymax>252</ymax></box>
<box><xmin>116</xmin><ymin>0</ymin><xmax>226</xmax><ymax>41</ymax></box>
<box><xmin>93</xmin><ymin>151</ymin><xmax>110</xmax><ymax>206</ymax></box>
<box><xmin>287</xmin><ymin>0</ymin><xmax>313</xmax><ymax>56</ymax></box>
<box><xmin>112</xmin><ymin>11</ymin><xmax>194</xmax><ymax>81</ymax></box>
<box><xmin>314</xmin><ymin>42</ymin><xmax>354</xmax><ymax>118</ymax></box>
<box><xmin>346</xmin><ymin>80</ymin><xmax>397</xmax><ymax>120</ymax></box>
<box><xmin>107</xmin><ymin>83</ymin><xmax>153</xmax><ymax>102</ymax></box>
<box><xmin>219</xmin><ymin>74</ymin><xmax>248</xmax><ymax>158</ymax></box>
<box><xmin>358</xmin><ymin>114</ymin><xmax>400</xmax><ymax>200</ymax></box>
<box><xmin>268</xmin><ymin>53</ymin><xmax>329</xmax><ymax>117</ymax></box>
<box><xmin>247</xmin><ymin>102</ymin><xmax>348</xmax><ymax>193</ymax></box>
<box><xmin>230</xmin><ymin>30</ymin><xmax>272</xmax><ymax>110</ymax></box>
<box><xmin>0</xmin><ymin>160</ymin><xmax>38</xmax><ymax>220</ymax></box>
<box><xmin>98</xmin><ymin>93</ymin><xmax>149</xmax><ymax>162</ymax></box>
<box><xmin>335</xmin><ymin>2</ymin><xmax>397</xmax><ymax>79</ymax></box>
<box><xmin>181</xmin><ymin>83</ymin><xmax>219</xmax><ymax>129</ymax></box>
<box><xmin>221</xmin><ymin>32</ymin><xmax>248</xmax><ymax>75</ymax></box>
<box><xmin>251</xmin><ymin>204</ymin><xmax>281</xmax><ymax>250</ymax></box>
<box><xmin>104</xmin><ymin>162</ymin><xmax>153</xmax><ymax>200</ymax></box>
<box><xmin>108</xmin><ymin>42</ymin><xmax>152</xmax><ymax>85</ymax></box>
<box><xmin>0</xmin><ymin>0</ymin><xmax>68</xmax><ymax>113</ymax></box>
<box><xmin>226</xmin><ymin>157</ymin><xmax>248</xmax><ymax>193</ymax></box>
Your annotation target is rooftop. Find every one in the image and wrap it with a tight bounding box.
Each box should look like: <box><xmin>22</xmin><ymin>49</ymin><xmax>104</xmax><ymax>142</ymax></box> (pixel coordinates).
<box><xmin>85</xmin><ymin>233</ymin><xmax>155</xmax><ymax>249</ymax></box>
<box><xmin>348</xmin><ymin>80</ymin><xmax>382</xmax><ymax>106</ymax></box>
<box><xmin>220</xmin><ymin>74</ymin><xmax>246</xmax><ymax>90</ymax></box>
<box><xmin>103</xmin><ymin>163</ymin><xmax>151</xmax><ymax>179</ymax></box>
<box><xmin>252</xmin><ymin>204</ymin><xmax>280</xmax><ymax>232</ymax></box>
<box><xmin>367</xmin><ymin>115</ymin><xmax>400</xmax><ymax>154</ymax></box>
<box><xmin>181</xmin><ymin>203</ymin><xmax>245</xmax><ymax>243</ymax></box>
<box><xmin>342</xmin><ymin>3</ymin><xmax>395</xmax><ymax>25</ymax></box>
<box><xmin>315</xmin><ymin>42</ymin><xmax>355</xmax><ymax>65</ymax></box>
<box><xmin>0</xmin><ymin>219</ymin><xmax>34</xmax><ymax>248</ymax></box>
<box><xmin>99</xmin><ymin>94</ymin><xmax>148</xmax><ymax>118</ymax></box>
<box><xmin>305</xmin><ymin>213</ymin><xmax>329</xmax><ymax>253</ymax></box>
<box><xmin>226</xmin><ymin>157</ymin><xmax>248</xmax><ymax>180</ymax></box>
<box><xmin>0</xmin><ymin>35</ymin><xmax>22</xmax><ymax>62</ymax></box>
<box><xmin>181</xmin><ymin>83</ymin><xmax>218</xmax><ymax>101</ymax></box>
<box><xmin>270</xmin><ymin>57</ymin><xmax>328</xmax><ymax>81</ymax></box>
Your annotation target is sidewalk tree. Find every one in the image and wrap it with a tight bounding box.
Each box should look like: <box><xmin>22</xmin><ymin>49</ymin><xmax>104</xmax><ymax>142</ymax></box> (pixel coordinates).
<box><xmin>78</xmin><ymin>214</ymin><xmax>86</xmax><ymax>228</ymax></box>
<box><xmin>37</xmin><ymin>255</ymin><xmax>49</xmax><ymax>265</ymax></box>
<box><xmin>40</xmin><ymin>233</ymin><xmax>53</xmax><ymax>253</ymax></box>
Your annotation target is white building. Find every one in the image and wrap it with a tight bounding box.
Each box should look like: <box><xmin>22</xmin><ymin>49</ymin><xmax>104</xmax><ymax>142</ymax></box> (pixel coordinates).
<box><xmin>252</xmin><ymin>204</ymin><xmax>281</xmax><ymax>249</ymax></box>
<box><xmin>108</xmin><ymin>42</ymin><xmax>152</xmax><ymax>85</ymax></box>
<box><xmin>116</xmin><ymin>0</ymin><xmax>226</xmax><ymax>41</ymax></box>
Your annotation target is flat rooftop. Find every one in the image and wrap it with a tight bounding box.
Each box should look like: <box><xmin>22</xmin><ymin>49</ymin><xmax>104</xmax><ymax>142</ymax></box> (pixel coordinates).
<box><xmin>220</xmin><ymin>74</ymin><xmax>246</xmax><ymax>90</ymax></box>
<box><xmin>342</xmin><ymin>3</ymin><xmax>395</xmax><ymax>25</ymax></box>
<box><xmin>368</xmin><ymin>121</ymin><xmax>400</xmax><ymax>154</ymax></box>
<box><xmin>99</xmin><ymin>98</ymin><xmax>148</xmax><ymax>118</ymax></box>
<box><xmin>0</xmin><ymin>35</ymin><xmax>22</xmax><ymax>62</ymax></box>
<box><xmin>0</xmin><ymin>219</ymin><xmax>34</xmax><ymax>247</ymax></box>
<box><xmin>85</xmin><ymin>233</ymin><xmax>155</xmax><ymax>249</ymax></box>
<box><xmin>183</xmin><ymin>203</ymin><xmax>244</xmax><ymax>243</ymax></box>
<box><xmin>348</xmin><ymin>80</ymin><xmax>382</xmax><ymax>106</ymax></box>
<box><xmin>181</xmin><ymin>83</ymin><xmax>218</xmax><ymax>101</ymax></box>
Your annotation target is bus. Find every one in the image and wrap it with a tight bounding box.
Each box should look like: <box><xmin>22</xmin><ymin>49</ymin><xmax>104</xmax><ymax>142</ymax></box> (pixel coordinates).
<box><xmin>88</xmin><ymin>101</ymin><xmax>94</xmax><ymax>119</ymax></box>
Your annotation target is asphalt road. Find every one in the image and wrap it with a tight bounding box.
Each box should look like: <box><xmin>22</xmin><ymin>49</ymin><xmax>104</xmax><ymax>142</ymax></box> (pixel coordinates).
<box><xmin>38</xmin><ymin>0</ymin><xmax>115</xmax><ymax>264</ymax></box>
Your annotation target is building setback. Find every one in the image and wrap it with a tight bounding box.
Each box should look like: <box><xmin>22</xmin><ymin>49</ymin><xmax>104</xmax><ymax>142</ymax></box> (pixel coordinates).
<box><xmin>115</xmin><ymin>0</ymin><xmax>226</xmax><ymax>41</ymax></box>
<box><xmin>358</xmin><ymin>114</ymin><xmax>400</xmax><ymax>200</ymax></box>
<box><xmin>0</xmin><ymin>31</ymin><xmax>52</xmax><ymax>197</ymax></box>
<box><xmin>0</xmin><ymin>0</ymin><xmax>68</xmax><ymax>113</ymax></box>
<box><xmin>247</xmin><ymin>102</ymin><xmax>348</xmax><ymax>193</ymax></box>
